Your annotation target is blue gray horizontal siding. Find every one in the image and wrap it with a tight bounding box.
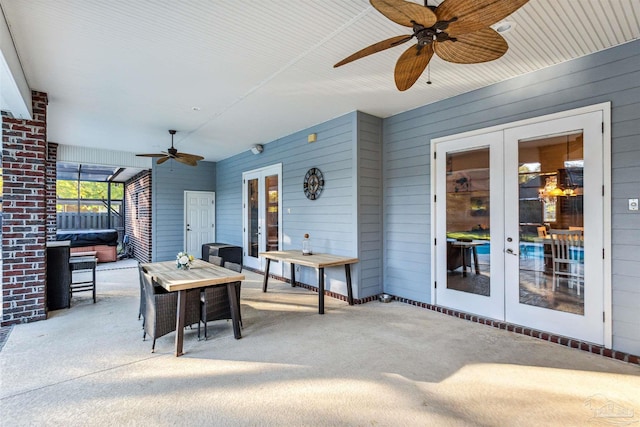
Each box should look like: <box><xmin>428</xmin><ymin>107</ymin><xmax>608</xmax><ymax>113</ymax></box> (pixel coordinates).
<box><xmin>216</xmin><ymin>112</ymin><xmax>361</xmax><ymax>298</ymax></box>
<box><xmin>152</xmin><ymin>161</ymin><xmax>216</xmax><ymax>262</ymax></box>
<box><xmin>382</xmin><ymin>39</ymin><xmax>640</xmax><ymax>355</ymax></box>
<box><xmin>357</xmin><ymin>112</ymin><xmax>383</xmax><ymax>298</ymax></box>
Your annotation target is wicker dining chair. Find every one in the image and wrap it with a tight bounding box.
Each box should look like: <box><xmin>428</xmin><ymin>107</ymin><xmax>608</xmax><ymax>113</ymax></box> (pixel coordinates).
<box><xmin>141</xmin><ymin>268</ymin><xmax>201</xmax><ymax>352</ymax></box>
<box><xmin>137</xmin><ymin>263</ymin><xmax>146</xmax><ymax>325</ymax></box>
<box><xmin>198</xmin><ymin>261</ymin><xmax>243</xmax><ymax>340</ymax></box>
<box><xmin>224</xmin><ymin>261</ymin><xmax>242</xmax><ymax>273</ymax></box>
<box><xmin>138</xmin><ymin>262</ymin><xmax>179</xmax><ymax>328</ymax></box>
<box><xmin>208</xmin><ymin>255</ymin><xmax>223</xmax><ymax>266</ymax></box>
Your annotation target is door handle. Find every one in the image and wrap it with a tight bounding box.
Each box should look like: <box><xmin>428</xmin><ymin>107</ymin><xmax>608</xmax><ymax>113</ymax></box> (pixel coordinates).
<box><xmin>506</xmin><ymin>248</ymin><xmax>518</xmax><ymax>256</ymax></box>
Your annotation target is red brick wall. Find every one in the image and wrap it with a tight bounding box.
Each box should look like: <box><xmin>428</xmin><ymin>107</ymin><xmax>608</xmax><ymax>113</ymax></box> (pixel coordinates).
<box><xmin>2</xmin><ymin>91</ymin><xmax>48</xmax><ymax>325</ymax></box>
<box><xmin>46</xmin><ymin>142</ymin><xmax>58</xmax><ymax>241</ymax></box>
<box><xmin>124</xmin><ymin>170</ymin><xmax>152</xmax><ymax>263</ymax></box>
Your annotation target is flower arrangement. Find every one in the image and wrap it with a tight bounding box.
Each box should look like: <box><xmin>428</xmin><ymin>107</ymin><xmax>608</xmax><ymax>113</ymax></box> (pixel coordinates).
<box><xmin>176</xmin><ymin>251</ymin><xmax>194</xmax><ymax>270</ymax></box>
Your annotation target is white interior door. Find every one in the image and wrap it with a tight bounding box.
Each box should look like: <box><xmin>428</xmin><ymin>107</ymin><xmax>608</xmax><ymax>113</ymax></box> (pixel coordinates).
<box><xmin>184</xmin><ymin>191</ymin><xmax>215</xmax><ymax>257</ymax></box>
<box><xmin>434</xmin><ymin>107</ymin><xmax>607</xmax><ymax>345</ymax></box>
<box><xmin>243</xmin><ymin>164</ymin><xmax>282</xmax><ymax>272</ymax></box>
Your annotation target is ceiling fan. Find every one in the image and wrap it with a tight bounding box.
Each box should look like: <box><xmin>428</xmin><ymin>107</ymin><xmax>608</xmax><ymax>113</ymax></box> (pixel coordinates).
<box><xmin>136</xmin><ymin>130</ymin><xmax>204</xmax><ymax>166</ymax></box>
<box><xmin>334</xmin><ymin>0</ymin><xmax>529</xmax><ymax>91</ymax></box>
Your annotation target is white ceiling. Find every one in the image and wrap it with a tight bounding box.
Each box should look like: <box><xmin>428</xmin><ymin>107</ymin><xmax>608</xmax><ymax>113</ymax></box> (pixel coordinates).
<box><xmin>1</xmin><ymin>0</ymin><xmax>639</xmax><ymax>162</ymax></box>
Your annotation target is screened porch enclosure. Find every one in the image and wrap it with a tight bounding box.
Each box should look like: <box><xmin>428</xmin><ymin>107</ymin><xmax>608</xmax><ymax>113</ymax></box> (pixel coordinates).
<box><xmin>56</xmin><ymin>162</ymin><xmax>125</xmax><ymax>245</ymax></box>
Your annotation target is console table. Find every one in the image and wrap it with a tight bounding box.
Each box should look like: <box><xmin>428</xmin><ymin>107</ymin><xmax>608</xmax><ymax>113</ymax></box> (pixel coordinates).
<box><xmin>259</xmin><ymin>250</ymin><xmax>358</xmax><ymax>314</ymax></box>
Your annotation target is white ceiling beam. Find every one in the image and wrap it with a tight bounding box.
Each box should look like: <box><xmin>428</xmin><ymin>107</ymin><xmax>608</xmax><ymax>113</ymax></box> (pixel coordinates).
<box><xmin>0</xmin><ymin>3</ymin><xmax>31</xmax><ymax>119</ymax></box>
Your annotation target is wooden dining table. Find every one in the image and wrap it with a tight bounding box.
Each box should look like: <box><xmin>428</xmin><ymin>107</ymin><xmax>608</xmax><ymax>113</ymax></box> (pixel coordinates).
<box><xmin>141</xmin><ymin>259</ymin><xmax>245</xmax><ymax>357</ymax></box>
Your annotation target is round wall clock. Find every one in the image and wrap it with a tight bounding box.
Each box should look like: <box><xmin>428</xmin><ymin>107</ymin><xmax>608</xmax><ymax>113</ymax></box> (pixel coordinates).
<box><xmin>303</xmin><ymin>167</ymin><xmax>324</xmax><ymax>200</ymax></box>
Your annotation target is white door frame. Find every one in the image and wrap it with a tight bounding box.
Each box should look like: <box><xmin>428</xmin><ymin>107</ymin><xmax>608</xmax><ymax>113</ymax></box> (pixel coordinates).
<box><xmin>184</xmin><ymin>191</ymin><xmax>216</xmax><ymax>256</ymax></box>
<box><xmin>431</xmin><ymin>102</ymin><xmax>611</xmax><ymax>348</ymax></box>
<box><xmin>242</xmin><ymin>163</ymin><xmax>283</xmax><ymax>273</ymax></box>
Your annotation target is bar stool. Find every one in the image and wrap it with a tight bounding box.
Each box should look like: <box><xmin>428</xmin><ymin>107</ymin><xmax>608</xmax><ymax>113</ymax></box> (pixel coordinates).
<box><xmin>69</xmin><ymin>255</ymin><xmax>98</xmax><ymax>303</ymax></box>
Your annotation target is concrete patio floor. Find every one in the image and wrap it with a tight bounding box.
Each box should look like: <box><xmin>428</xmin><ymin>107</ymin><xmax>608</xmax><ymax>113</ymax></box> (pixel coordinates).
<box><xmin>1</xmin><ymin>259</ymin><xmax>639</xmax><ymax>426</ymax></box>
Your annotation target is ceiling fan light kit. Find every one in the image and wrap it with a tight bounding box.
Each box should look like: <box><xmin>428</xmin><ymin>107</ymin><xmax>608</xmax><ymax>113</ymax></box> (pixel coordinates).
<box><xmin>334</xmin><ymin>0</ymin><xmax>529</xmax><ymax>91</ymax></box>
<box><xmin>136</xmin><ymin>129</ymin><xmax>204</xmax><ymax>166</ymax></box>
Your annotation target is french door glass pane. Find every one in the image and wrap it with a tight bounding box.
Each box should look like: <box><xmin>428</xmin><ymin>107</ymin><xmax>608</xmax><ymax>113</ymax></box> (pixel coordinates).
<box><xmin>518</xmin><ymin>132</ymin><xmax>584</xmax><ymax>315</ymax></box>
<box><xmin>446</xmin><ymin>148</ymin><xmax>491</xmax><ymax>296</ymax></box>
<box><xmin>265</xmin><ymin>174</ymin><xmax>279</xmax><ymax>252</ymax></box>
<box><xmin>248</xmin><ymin>178</ymin><xmax>259</xmax><ymax>258</ymax></box>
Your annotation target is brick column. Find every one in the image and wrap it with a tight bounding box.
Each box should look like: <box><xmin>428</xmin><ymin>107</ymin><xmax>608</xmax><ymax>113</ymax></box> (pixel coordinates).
<box><xmin>46</xmin><ymin>142</ymin><xmax>58</xmax><ymax>241</ymax></box>
<box><xmin>2</xmin><ymin>91</ymin><xmax>48</xmax><ymax>325</ymax></box>
<box><xmin>125</xmin><ymin>170</ymin><xmax>152</xmax><ymax>263</ymax></box>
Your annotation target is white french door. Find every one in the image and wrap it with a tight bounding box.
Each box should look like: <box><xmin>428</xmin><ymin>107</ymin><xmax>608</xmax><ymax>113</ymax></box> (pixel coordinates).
<box><xmin>242</xmin><ymin>164</ymin><xmax>282</xmax><ymax>273</ymax></box>
<box><xmin>434</xmin><ymin>131</ymin><xmax>505</xmax><ymax>320</ymax></box>
<box><xmin>503</xmin><ymin>112</ymin><xmax>604</xmax><ymax>344</ymax></box>
<box><xmin>434</xmin><ymin>107</ymin><xmax>608</xmax><ymax>345</ymax></box>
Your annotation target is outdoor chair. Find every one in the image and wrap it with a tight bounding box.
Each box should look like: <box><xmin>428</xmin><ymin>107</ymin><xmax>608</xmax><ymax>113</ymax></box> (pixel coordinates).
<box><xmin>208</xmin><ymin>255</ymin><xmax>223</xmax><ymax>266</ymax></box>
<box><xmin>198</xmin><ymin>261</ymin><xmax>243</xmax><ymax>340</ymax></box>
<box><xmin>549</xmin><ymin>229</ymin><xmax>584</xmax><ymax>295</ymax></box>
<box><xmin>141</xmin><ymin>268</ymin><xmax>200</xmax><ymax>352</ymax></box>
<box><xmin>224</xmin><ymin>261</ymin><xmax>242</xmax><ymax>273</ymax></box>
<box><xmin>137</xmin><ymin>262</ymin><xmax>167</xmax><ymax>328</ymax></box>
<box><xmin>137</xmin><ymin>263</ymin><xmax>146</xmax><ymax>325</ymax></box>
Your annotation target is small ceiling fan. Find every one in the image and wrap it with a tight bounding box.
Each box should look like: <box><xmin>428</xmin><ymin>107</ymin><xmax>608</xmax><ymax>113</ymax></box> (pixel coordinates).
<box><xmin>334</xmin><ymin>0</ymin><xmax>529</xmax><ymax>91</ymax></box>
<box><xmin>136</xmin><ymin>130</ymin><xmax>204</xmax><ymax>166</ymax></box>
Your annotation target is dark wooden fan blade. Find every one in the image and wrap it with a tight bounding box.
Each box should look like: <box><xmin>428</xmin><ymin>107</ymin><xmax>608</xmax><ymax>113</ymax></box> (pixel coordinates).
<box><xmin>156</xmin><ymin>156</ymin><xmax>170</xmax><ymax>165</ymax></box>
<box><xmin>437</xmin><ymin>0</ymin><xmax>529</xmax><ymax>36</ymax></box>
<box><xmin>334</xmin><ymin>35</ymin><xmax>412</xmax><ymax>68</ymax></box>
<box><xmin>434</xmin><ymin>28</ymin><xmax>507</xmax><ymax>64</ymax></box>
<box><xmin>136</xmin><ymin>153</ymin><xmax>166</xmax><ymax>158</ymax></box>
<box><xmin>371</xmin><ymin>0</ymin><xmax>437</xmax><ymax>27</ymax></box>
<box><xmin>394</xmin><ymin>44</ymin><xmax>434</xmax><ymax>91</ymax></box>
<box><xmin>175</xmin><ymin>152</ymin><xmax>204</xmax><ymax>162</ymax></box>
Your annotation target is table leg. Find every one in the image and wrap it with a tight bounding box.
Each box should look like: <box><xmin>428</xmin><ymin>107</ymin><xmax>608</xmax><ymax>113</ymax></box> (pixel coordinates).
<box><xmin>472</xmin><ymin>247</ymin><xmax>480</xmax><ymax>275</ymax></box>
<box><xmin>318</xmin><ymin>267</ymin><xmax>325</xmax><ymax>315</ymax></box>
<box><xmin>175</xmin><ymin>289</ymin><xmax>187</xmax><ymax>357</ymax></box>
<box><xmin>291</xmin><ymin>262</ymin><xmax>296</xmax><ymax>287</ymax></box>
<box><xmin>262</xmin><ymin>258</ymin><xmax>271</xmax><ymax>292</ymax></box>
<box><xmin>227</xmin><ymin>282</ymin><xmax>242</xmax><ymax>339</ymax></box>
<box><xmin>461</xmin><ymin>247</ymin><xmax>468</xmax><ymax>277</ymax></box>
<box><xmin>92</xmin><ymin>261</ymin><xmax>96</xmax><ymax>303</ymax></box>
<box><xmin>345</xmin><ymin>264</ymin><xmax>354</xmax><ymax>305</ymax></box>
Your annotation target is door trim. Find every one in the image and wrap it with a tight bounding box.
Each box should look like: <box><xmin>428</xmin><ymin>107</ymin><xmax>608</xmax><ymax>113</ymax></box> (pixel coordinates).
<box><xmin>430</xmin><ymin>102</ymin><xmax>611</xmax><ymax>348</ymax></box>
